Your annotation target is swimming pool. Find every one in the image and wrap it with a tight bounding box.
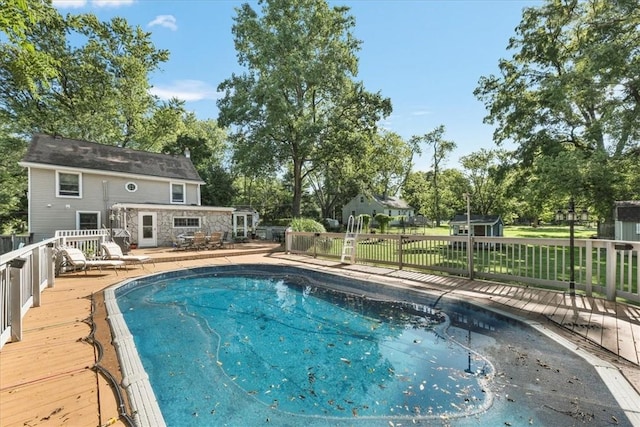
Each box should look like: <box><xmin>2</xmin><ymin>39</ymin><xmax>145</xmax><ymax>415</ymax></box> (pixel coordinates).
<box><xmin>105</xmin><ymin>264</ymin><xmax>633</xmax><ymax>427</ymax></box>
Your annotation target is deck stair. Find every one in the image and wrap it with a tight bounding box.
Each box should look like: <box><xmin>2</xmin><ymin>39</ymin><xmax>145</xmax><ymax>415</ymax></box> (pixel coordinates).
<box><xmin>340</xmin><ymin>215</ymin><xmax>363</xmax><ymax>264</ymax></box>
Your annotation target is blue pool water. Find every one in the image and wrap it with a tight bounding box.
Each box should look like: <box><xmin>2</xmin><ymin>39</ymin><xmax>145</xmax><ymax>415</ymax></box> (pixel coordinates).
<box><xmin>113</xmin><ymin>265</ymin><xmax>630</xmax><ymax>427</ymax></box>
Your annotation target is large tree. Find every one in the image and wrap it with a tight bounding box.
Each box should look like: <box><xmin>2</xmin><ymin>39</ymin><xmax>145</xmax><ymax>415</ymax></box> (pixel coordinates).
<box><xmin>217</xmin><ymin>0</ymin><xmax>391</xmax><ymax>216</ymax></box>
<box><xmin>0</xmin><ymin>10</ymin><xmax>174</xmax><ymax>147</ymax></box>
<box><xmin>474</xmin><ymin>0</ymin><xmax>640</xmax><ymax>221</ymax></box>
<box><xmin>410</xmin><ymin>125</ymin><xmax>456</xmax><ymax>226</ymax></box>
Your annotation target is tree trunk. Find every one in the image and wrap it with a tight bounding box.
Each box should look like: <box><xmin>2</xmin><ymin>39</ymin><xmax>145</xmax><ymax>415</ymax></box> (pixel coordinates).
<box><xmin>292</xmin><ymin>159</ymin><xmax>303</xmax><ymax>217</ymax></box>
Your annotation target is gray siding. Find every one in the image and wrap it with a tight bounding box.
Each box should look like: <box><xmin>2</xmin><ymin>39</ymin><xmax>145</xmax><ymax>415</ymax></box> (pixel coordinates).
<box><xmin>28</xmin><ymin>167</ymin><xmax>201</xmax><ymax>241</ymax></box>
<box><xmin>615</xmin><ymin>221</ymin><xmax>640</xmax><ymax>242</ymax></box>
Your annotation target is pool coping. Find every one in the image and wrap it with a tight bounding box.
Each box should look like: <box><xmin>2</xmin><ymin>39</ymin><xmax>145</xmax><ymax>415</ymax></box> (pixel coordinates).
<box><xmin>104</xmin><ymin>264</ymin><xmax>640</xmax><ymax>427</ymax></box>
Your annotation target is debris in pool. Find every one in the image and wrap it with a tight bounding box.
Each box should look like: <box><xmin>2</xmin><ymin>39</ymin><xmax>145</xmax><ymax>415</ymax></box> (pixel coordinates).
<box><xmin>340</xmin><ymin>357</ymin><xmax>351</xmax><ymax>365</ymax></box>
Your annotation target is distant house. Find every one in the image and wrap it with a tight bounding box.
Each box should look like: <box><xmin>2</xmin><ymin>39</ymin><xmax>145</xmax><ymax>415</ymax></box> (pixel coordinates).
<box><xmin>341</xmin><ymin>194</ymin><xmax>414</xmax><ymax>226</ymax></box>
<box><xmin>449</xmin><ymin>214</ymin><xmax>503</xmax><ymax>237</ymax></box>
<box><xmin>614</xmin><ymin>201</ymin><xmax>640</xmax><ymax>242</ymax></box>
<box><xmin>19</xmin><ymin>134</ymin><xmax>233</xmax><ymax>247</ymax></box>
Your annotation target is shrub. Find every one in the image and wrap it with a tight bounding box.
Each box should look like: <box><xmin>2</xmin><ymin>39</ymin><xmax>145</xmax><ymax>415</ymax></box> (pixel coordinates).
<box><xmin>290</xmin><ymin>217</ymin><xmax>326</xmax><ymax>233</ymax></box>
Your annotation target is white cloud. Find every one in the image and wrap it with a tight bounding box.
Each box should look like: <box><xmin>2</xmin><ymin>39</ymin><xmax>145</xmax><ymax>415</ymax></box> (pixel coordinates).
<box><xmin>93</xmin><ymin>0</ymin><xmax>135</xmax><ymax>7</ymax></box>
<box><xmin>53</xmin><ymin>0</ymin><xmax>133</xmax><ymax>8</ymax></box>
<box><xmin>150</xmin><ymin>80</ymin><xmax>221</xmax><ymax>102</ymax></box>
<box><xmin>52</xmin><ymin>0</ymin><xmax>88</xmax><ymax>8</ymax></box>
<box><xmin>411</xmin><ymin>110</ymin><xmax>432</xmax><ymax>116</ymax></box>
<box><xmin>148</xmin><ymin>15</ymin><xmax>178</xmax><ymax>31</ymax></box>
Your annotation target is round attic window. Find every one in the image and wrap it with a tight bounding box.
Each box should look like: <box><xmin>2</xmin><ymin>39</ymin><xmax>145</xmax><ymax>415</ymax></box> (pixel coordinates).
<box><xmin>125</xmin><ymin>182</ymin><xmax>138</xmax><ymax>192</ymax></box>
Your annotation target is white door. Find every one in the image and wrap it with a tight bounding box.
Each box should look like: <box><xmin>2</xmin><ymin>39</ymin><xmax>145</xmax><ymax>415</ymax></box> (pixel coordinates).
<box><xmin>138</xmin><ymin>212</ymin><xmax>157</xmax><ymax>247</ymax></box>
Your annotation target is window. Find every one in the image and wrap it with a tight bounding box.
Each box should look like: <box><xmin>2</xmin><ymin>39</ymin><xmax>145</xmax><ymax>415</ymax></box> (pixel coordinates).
<box><xmin>173</xmin><ymin>217</ymin><xmax>200</xmax><ymax>228</ymax></box>
<box><xmin>77</xmin><ymin>212</ymin><xmax>99</xmax><ymax>230</ymax></box>
<box><xmin>636</xmin><ymin>223</ymin><xmax>640</xmax><ymax>234</ymax></box>
<box><xmin>125</xmin><ymin>182</ymin><xmax>138</xmax><ymax>192</ymax></box>
<box><xmin>360</xmin><ymin>196</ymin><xmax>364</xmax><ymax>203</ymax></box>
<box><xmin>57</xmin><ymin>171</ymin><xmax>81</xmax><ymax>197</ymax></box>
<box><xmin>171</xmin><ymin>183</ymin><xmax>185</xmax><ymax>204</ymax></box>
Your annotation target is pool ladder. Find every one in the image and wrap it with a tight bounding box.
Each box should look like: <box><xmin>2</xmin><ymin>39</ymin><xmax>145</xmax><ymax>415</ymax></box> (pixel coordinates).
<box><xmin>340</xmin><ymin>215</ymin><xmax>362</xmax><ymax>264</ymax></box>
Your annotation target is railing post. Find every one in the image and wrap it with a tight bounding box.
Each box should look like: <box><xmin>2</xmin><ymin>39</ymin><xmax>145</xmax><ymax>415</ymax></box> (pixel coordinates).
<box><xmin>47</xmin><ymin>243</ymin><xmax>55</xmax><ymax>287</ymax></box>
<box><xmin>285</xmin><ymin>228</ymin><xmax>292</xmax><ymax>254</ymax></box>
<box><xmin>584</xmin><ymin>239</ymin><xmax>593</xmax><ymax>297</ymax></box>
<box><xmin>467</xmin><ymin>237</ymin><xmax>474</xmax><ymax>280</ymax></box>
<box><xmin>32</xmin><ymin>249</ymin><xmax>41</xmax><ymax>307</ymax></box>
<box><xmin>10</xmin><ymin>265</ymin><xmax>22</xmax><ymax>342</ymax></box>
<box><xmin>313</xmin><ymin>233</ymin><xmax>319</xmax><ymax>258</ymax></box>
<box><xmin>605</xmin><ymin>241</ymin><xmax>617</xmax><ymax>301</ymax></box>
<box><xmin>398</xmin><ymin>235</ymin><xmax>404</xmax><ymax>270</ymax></box>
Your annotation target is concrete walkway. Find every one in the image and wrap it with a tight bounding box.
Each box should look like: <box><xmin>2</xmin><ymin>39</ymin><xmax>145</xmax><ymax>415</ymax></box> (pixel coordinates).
<box><xmin>1</xmin><ymin>246</ymin><xmax>638</xmax><ymax>426</ymax></box>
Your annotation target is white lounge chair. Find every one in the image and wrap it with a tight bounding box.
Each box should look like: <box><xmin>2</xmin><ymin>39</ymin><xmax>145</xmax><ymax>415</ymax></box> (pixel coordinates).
<box><xmin>61</xmin><ymin>247</ymin><xmax>125</xmax><ymax>275</ymax></box>
<box><xmin>101</xmin><ymin>241</ymin><xmax>154</xmax><ymax>269</ymax></box>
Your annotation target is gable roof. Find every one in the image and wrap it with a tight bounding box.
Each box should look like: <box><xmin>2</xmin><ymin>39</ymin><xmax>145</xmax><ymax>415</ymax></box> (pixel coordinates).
<box><xmin>372</xmin><ymin>194</ymin><xmax>413</xmax><ymax>210</ymax></box>
<box><xmin>450</xmin><ymin>214</ymin><xmax>502</xmax><ymax>225</ymax></box>
<box><xmin>21</xmin><ymin>133</ymin><xmax>203</xmax><ymax>183</ymax></box>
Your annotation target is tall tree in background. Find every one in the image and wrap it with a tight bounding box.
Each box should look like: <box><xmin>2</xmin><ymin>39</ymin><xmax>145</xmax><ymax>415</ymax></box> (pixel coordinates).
<box><xmin>475</xmin><ymin>0</ymin><xmax>640</xmax><ymax>222</ymax></box>
<box><xmin>460</xmin><ymin>149</ymin><xmax>509</xmax><ymax>216</ymax></box>
<box><xmin>362</xmin><ymin>130</ymin><xmax>416</xmax><ymax>198</ymax></box>
<box><xmin>409</xmin><ymin>125</ymin><xmax>456</xmax><ymax>226</ymax></box>
<box><xmin>0</xmin><ymin>10</ymin><xmax>176</xmax><ymax>148</ymax></box>
<box><xmin>217</xmin><ymin>0</ymin><xmax>391</xmax><ymax>216</ymax></box>
<box><xmin>0</xmin><ymin>0</ymin><xmax>57</xmax><ymax>94</ymax></box>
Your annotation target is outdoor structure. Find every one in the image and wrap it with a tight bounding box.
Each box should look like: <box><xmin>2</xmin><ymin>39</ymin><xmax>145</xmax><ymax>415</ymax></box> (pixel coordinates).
<box><xmin>449</xmin><ymin>214</ymin><xmax>504</xmax><ymax>237</ymax></box>
<box><xmin>341</xmin><ymin>194</ymin><xmax>415</xmax><ymax>226</ymax></box>
<box><xmin>614</xmin><ymin>201</ymin><xmax>640</xmax><ymax>242</ymax></box>
<box><xmin>232</xmin><ymin>207</ymin><xmax>260</xmax><ymax>239</ymax></box>
<box><xmin>19</xmin><ymin>134</ymin><xmax>234</xmax><ymax>247</ymax></box>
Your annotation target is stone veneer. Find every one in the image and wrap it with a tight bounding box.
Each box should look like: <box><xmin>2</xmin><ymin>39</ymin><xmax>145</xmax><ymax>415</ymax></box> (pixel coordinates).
<box><xmin>124</xmin><ymin>208</ymin><xmax>232</xmax><ymax>247</ymax></box>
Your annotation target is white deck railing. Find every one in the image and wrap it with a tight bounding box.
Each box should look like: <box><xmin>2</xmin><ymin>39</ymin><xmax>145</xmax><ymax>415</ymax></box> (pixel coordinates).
<box><xmin>286</xmin><ymin>231</ymin><xmax>640</xmax><ymax>304</ymax></box>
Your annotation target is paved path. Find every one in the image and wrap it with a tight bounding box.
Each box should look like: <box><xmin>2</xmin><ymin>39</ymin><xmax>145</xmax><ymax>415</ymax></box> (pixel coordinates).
<box><xmin>1</xmin><ymin>246</ymin><xmax>638</xmax><ymax>426</ymax></box>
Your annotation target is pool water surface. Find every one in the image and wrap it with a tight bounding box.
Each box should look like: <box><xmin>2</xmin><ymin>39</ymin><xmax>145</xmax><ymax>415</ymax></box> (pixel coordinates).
<box><xmin>110</xmin><ymin>265</ymin><xmax>631</xmax><ymax>427</ymax></box>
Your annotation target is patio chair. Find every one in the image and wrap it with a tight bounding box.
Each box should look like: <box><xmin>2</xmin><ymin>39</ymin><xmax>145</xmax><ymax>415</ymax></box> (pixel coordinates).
<box><xmin>221</xmin><ymin>231</ymin><xmax>234</xmax><ymax>249</ymax></box>
<box><xmin>191</xmin><ymin>231</ymin><xmax>207</xmax><ymax>251</ymax></box>
<box><xmin>101</xmin><ymin>241</ymin><xmax>155</xmax><ymax>269</ymax></box>
<box><xmin>60</xmin><ymin>247</ymin><xmax>125</xmax><ymax>275</ymax></box>
<box><xmin>207</xmin><ymin>231</ymin><xmax>223</xmax><ymax>249</ymax></box>
<box><xmin>171</xmin><ymin>234</ymin><xmax>190</xmax><ymax>251</ymax></box>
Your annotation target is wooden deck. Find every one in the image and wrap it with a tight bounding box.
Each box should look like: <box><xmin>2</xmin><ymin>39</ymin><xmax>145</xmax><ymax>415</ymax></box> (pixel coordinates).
<box><xmin>1</xmin><ymin>244</ymin><xmax>639</xmax><ymax>426</ymax></box>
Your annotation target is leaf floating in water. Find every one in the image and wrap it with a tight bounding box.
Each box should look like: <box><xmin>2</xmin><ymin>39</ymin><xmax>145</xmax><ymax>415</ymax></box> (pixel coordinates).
<box><xmin>216</xmin><ymin>361</ymin><xmax>223</xmax><ymax>366</ymax></box>
<box><xmin>352</xmin><ymin>408</ymin><xmax>358</xmax><ymax>417</ymax></box>
<box><xmin>340</xmin><ymin>357</ymin><xmax>351</xmax><ymax>365</ymax></box>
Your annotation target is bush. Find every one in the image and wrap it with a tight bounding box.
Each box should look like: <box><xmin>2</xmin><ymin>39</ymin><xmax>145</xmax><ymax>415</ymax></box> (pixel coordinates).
<box><xmin>290</xmin><ymin>217</ymin><xmax>326</xmax><ymax>233</ymax></box>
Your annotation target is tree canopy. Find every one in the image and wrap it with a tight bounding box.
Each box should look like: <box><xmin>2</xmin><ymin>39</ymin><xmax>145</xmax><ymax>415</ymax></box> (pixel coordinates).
<box><xmin>475</xmin><ymin>0</ymin><xmax>640</xmax><ymax>221</ymax></box>
<box><xmin>217</xmin><ymin>0</ymin><xmax>391</xmax><ymax>216</ymax></box>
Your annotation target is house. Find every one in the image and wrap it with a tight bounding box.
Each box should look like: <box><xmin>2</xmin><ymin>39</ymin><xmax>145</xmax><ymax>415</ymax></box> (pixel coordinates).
<box><xmin>449</xmin><ymin>214</ymin><xmax>504</xmax><ymax>237</ymax></box>
<box><xmin>614</xmin><ymin>201</ymin><xmax>640</xmax><ymax>242</ymax></box>
<box><xmin>341</xmin><ymin>194</ymin><xmax>414</xmax><ymax>226</ymax></box>
<box><xmin>19</xmin><ymin>134</ymin><xmax>234</xmax><ymax>247</ymax></box>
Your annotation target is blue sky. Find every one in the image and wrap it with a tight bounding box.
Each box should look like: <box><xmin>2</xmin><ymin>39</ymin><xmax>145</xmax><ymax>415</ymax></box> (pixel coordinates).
<box><xmin>51</xmin><ymin>0</ymin><xmax>542</xmax><ymax>170</ymax></box>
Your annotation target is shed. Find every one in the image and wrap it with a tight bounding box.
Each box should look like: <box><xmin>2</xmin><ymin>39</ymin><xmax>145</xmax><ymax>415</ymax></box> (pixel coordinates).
<box><xmin>614</xmin><ymin>201</ymin><xmax>640</xmax><ymax>242</ymax></box>
<box><xmin>449</xmin><ymin>214</ymin><xmax>503</xmax><ymax>237</ymax></box>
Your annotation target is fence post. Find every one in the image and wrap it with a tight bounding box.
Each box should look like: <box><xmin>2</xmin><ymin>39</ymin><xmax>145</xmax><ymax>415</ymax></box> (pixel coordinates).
<box><xmin>10</xmin><ymin>266</ymin><xmax>22</xmax><ymax>342</ymax></box>
<box><xmin>32</xmin><ymin>249</ymin><xmax>41</xmax><ymax>307</ymax></box>
<box><xmin>398</xmin><ymin>235</ymin><xmax>404</xmax><ymax>270</ymax></box>
<box><xmin>584</xmin><ymin>239</ymin><xmax>593</xmax><ymax>297</ymax></box>
<box><xmin>285</xmin><ymin>228</ymin><xmax>292</xmax><ymax>254</ymax></box>
<box><xmin>605</xmin><ymin>241</ymin><xmax>617</xmax><ymax>301</ymax></box>
<box><xmin>47</xmin><ymin>243</ymin><xmax>55</xmax><ymax>288</ymax></box>
<box><xmin>467</xmin><ymin>237</ymin><xmax>475</xmax><ymax>280</ymax></box>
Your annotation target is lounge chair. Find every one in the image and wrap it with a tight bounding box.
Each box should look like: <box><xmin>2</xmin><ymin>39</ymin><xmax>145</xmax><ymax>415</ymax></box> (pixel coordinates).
<box><xmin>61</xmin><ymin>247</ymin><xmax>125</xmax><ymax>275</ymax></box>
<box><xmin>207</xmin><ymin>231</ymin><xmax>223</xmax><ymax>249</ymax></box>
<box><xmin>101</xmin><ymin>241</ymin><xmax>154</xmax><ymax>269</ymax></box>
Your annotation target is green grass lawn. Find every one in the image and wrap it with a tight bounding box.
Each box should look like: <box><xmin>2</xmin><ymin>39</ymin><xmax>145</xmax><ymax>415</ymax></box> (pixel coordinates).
<box><xmin>381</xmin><ymin>224</ymin><xmax>597</xmax><ymax>239</ymax></box>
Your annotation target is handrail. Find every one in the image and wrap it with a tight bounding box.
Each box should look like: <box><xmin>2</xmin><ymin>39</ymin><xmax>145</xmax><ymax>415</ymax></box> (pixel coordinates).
<box><xmin>285</xmin><ymin>232</ymin><xmax>640</xmax><ymax>304</ymax></box>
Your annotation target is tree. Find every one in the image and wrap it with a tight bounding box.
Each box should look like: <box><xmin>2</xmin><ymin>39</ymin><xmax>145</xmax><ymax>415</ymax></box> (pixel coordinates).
<box><xmin>0</xmin><ymin>11</ymin><xmax>172</xmax><ymax>146</ymax></box>
<box><xmin>0</xmin><ymin>0</ymin><xmax>57</xmax><ymax>94</ymax></box>
<box><xmin>474</xmin><ymin>0</ymin><xmax>640</xmax><ymax>222</ymax></box>
<box><xmin>403</xmin><ymin>168</ymin><xmax>469</xmax><ymax>224</ymax></box>
<box><xmin>0</xmin><ymin>127</ymin><xmax>27</xmax><ymax>232</ymax></box>
<box><xmin>217</xmin><ymin>0</ymin><xmax>391</xmax><ymax>217</ymax></box>
<box><xmin>460</xmin><ymin>149</ymin><xmax>509</xmax><ymax>216</ymax></box>
<box><xmin>409</xmin><ymin>125</ymin><xmax>456</xmax><ymax>226</ymax></box>
<box><xmin>361</xmin><ymin>130</ymin><xmax>416</xmax><ymax>198</ymax></box>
